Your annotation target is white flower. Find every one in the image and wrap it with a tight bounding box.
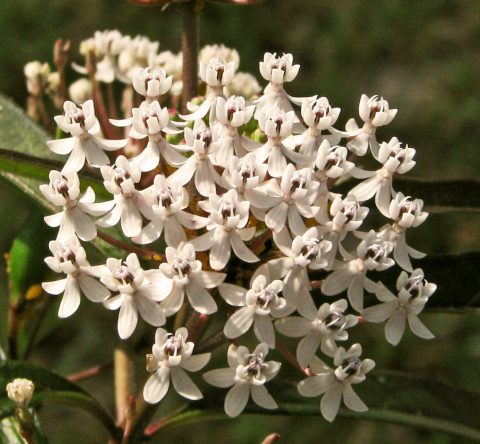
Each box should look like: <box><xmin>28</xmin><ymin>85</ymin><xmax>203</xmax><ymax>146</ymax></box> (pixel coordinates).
<box><xmin>203</xmin><ymin>343</ymin><xmax>281</xmax><ymax>418</ymax></box>
<box><xmin>118</xmin><ymin>36</ymin><xmax>159</xmax><ymax>82</ymax></box>
<box><xmin>96</xmin><ymin>156</ymin><xmax>150</xmax><ymax>238</ymax></box>
<box><xmin>132</xmin><ymin>66</ymin><xmax>173</xmax><ymax>102</ymax></box>
<box><xmin>260</xmin><ymin>163</ymin><xmax>320</xmax><ymax>235</ymax></box>
<box><xmin>321</xmin><ymin>230</ymin><xmax>394</xmax><ymax>312</ymax></box>
<box><xmin>149</xmin><ymin>50</ymin><xmax>183</xmax><ymax>79</ymax></box>
<box><xmin>133</xmin><ymin>175</ymin><xmax>208</xmax><ymax>247</ymax></box>
<box><xmin>121</xmin><ymin>100</ymin><xmax>185</xmax><ymax>172</ymax></box>
<box><xmin>222</xmin><ymin>153</ymin><xmax>278</xmax><ymax>219</ymax></box>
<box><xmin>313</xmin><ymin>141</ymin><xmax>355</xmax><ymax>182</ymax></box>
<box><xmin>276</xmin><ymin>297</ymin><xmax>358</xmax><ymax>367</ymax></box>
<box><xmin>298</xmin><ymin>344</ymin><xmax>375</xmax><ymax>422</ymax></box>
<box><xmin>344</xmin><ymin>94</ymin><xmax>397</xmax><ymax>156</ymax></box>
<box><xmin>143</xmin><ymin>327</ymin><xmax>210</xmax><ymax>404</ymax></box>
<box><xmin>363</xmin><ymin>269</ymin><xmax>436</xmax><ymax>345</ymax></box>
<box><xmin>199</xmin><ymin>44</ymin><xmax>240</xmax><ymax>71</ymax></box>
<box><xmin>40</xmin><ymin>170</ymin><xmax>114</xmax><ymax>241</ymax></box>
<box><xmin>227</xmin><ymin>72</ymin><xmax>261</xmax><ymax>99</ymax></box>
<box><xmin>253</xmin><ymin>108</ymin><xmax>305</xmax><ymax>177</ymax></box>
<box><xmin>24</xmin><ymin>61</ymin><xmax>50</xmax><ymax>96</ymax></box>
<box><xmin>68</xmin><ymin>78</ymin><xmax>93</xmax><ymax>104</ymax></box>
<box><xmin>48</xmin><ymin>100</ymin><xmax>127</xmax><ymax>173</ymax></box>
<box><xmin>191</xmin><ymin>189</ymin><xmax>259</xmax><ymax>270</ymax></box>
<box><xmin>316</xmin><ymin>194</ymin><xmax>369</xmax><ymax>266</ymax></box>
<box><xmin>101</xmin><ymin>253</ymin><xmax>167</xmax><ymax>339</ymax></box>
<box><xmin>151</xmin><ymin>243</ymin><xmax>225</xmax><ymax>315</ymax></box>
<box><xmin>260</xmin><ymin>228</ymin><xmax>332</xmax><ymax>305</ymax></box>
<box><xmin>219</xmin><ymin>274</ymin><xmax>294</xmax><ymax>348</ymax></box>
<box><xmin>6</xmin><ymin>379</ymin><xmax>34</xmax><ymax>408</ymax></box>
<box><xmin>212</xmin><ymin>95</ymin><xmax>256</xmax><ymax>166</ymax></box>
<box><xmin>259</xmin><ymin>52</ymin><xmax>299</xmax><ymax>85</ymax></box>
<box><xmin>168</xmin><ymin>120</ymin><xmax>224</xmax><ymax>196</ymax></box>
<box><xmin>350</xmin><ymin>137</ymin><xmax>416</xmax><ymax>216</ymax></box>
<box><xmin>42</xmin><ymin>237</ymin><xmax>110</xmax><ymax>318</ymax></box>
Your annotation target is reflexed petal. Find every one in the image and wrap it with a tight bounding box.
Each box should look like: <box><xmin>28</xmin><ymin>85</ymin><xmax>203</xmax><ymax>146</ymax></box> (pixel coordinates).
<box><xmin>251</xmin><ymin>385</ymin><xmax>277</xmax><ymax>410</ymax></box>
<box><xmin>362</xmin><ymin>303</ymin><xmax>394</xmax><ymax>323</ymax></box>
<box><xmin>219</xmin><ymin>283</ymin><xmax>246</xmax><ymax>306</ymax></box>
<box><xmin>42</xmin><ymin>278</ymin><xmax>67</xmax><ymax>295</ymax></box>
<box><xmin>407</xmin><ymin>313</ymin><xmax>434</xmax><ymax>340</ymax></box>
<box><xmin>203</xmin><ymin>368</ymin><xmax>236</xmax><ymax>388</ymax></box>
<box><xmin>118</xmin><ymin>295</ymin><xmax>139</xmax><ymax>339</ymax></box>
<box><xmin>185</xmin><ymin>283</ymin><xmax>218</xmax><ymax>314</ymax></box>
<box><xmin>224</xmin><ymin>307</ymin><xmax>255</xmax><ymax>338</ymax></box>
<box><xmin>137</xmin><ymin>295</ymin><xmax>165</xmax><ymax>327</ymax></box>
<box><xmin>58</xmin><ymin>276</ymin><xmax>81</xmax><ymax>318</ymax></box>
<box><xmin>77</xmin><ymin>274</ymin><xmax>110</xmax><ymax>302</ymax></box>
<box><xmin>181</xmin><ymin>353</ymin><xmax>211</xmax><ymax>372</ymax></box>
<box><xmin>230</xmin><ymin>231</ymin><xmax>258</xmax><ymax>263</ymax></box>
<box><xmin>321</xmin><ymin>269</ymin><xmax>353</xmax><ymax>296</ymax></box>
<box><xmin>343</xmin><ymin>384</ymin><xmax>368</xmax><ymax>412</ymax></box>
<box><xmin>171</xmin><ymin>367</ymin><xmax>203</xmax><ymax>400</ymax></box>
<box><xmin>297</xmin><ymin>333</ymin><xmax>321</xmax><ymax>368</ymax></box>
<box><xmin>275</xmin><ymin>317</ymin><xmax>311</xmax><ymax>338</ymax></box>
<box><xmin>121</xmin><ymin>199</ymin><xmax>143</xmax><ymax>237</ymax></box>
<box><xmin>225</xmin><ymin>382</ymin><xmax>250</xmax><ymax>418</ymax></box>
<box><xmin>191</xmin><ymin>271</ymin><xmax>226</xmax><ymax>289</ymax></box>
<box><xmin>210</xmin><ymin>230</ymin><xmax>231</xmax><ymax>270</ymax></box>
<box><xmin>164</xmin><ymin>217</ymin><xmax>187</xmax><ymax>247</ymax></box>
<box><xmin>70</xmin><ymin>208</ymin><xmax>96</xmax><ymax>241</ymax></box>
<box><xmin>253</xmin><ymin>316</ymin><xmax>275</xmax><ymax>348</ymax></box>
<box><xmin>298</xmin><ymin>374</ymin><xmax>331</xmax><ymax>398</ymax></box>
<box><xmin>385</xmin><ymin>310</ymin><xmax>406</xmax><ymax>346</ymax></box>
<box><xmin>143</xmin><ymin>367</ymin><xmax>170</xmax><ymax>404</ymax></box>
<box><xmin>320</xmin><ymin>385</ymin><xmax>342</xmax><ymax>422</ymax></box>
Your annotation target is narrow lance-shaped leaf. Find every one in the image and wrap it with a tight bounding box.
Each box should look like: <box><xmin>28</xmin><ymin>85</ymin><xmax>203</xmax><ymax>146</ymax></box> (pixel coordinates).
<box><xmin>0</xmin><ymin>360</ymin><xmax>121</xmax><ymax>441</ymax></box>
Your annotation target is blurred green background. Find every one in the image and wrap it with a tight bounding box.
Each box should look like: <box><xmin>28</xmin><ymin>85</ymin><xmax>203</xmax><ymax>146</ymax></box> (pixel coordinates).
<box><xmin>0</xmin><ymin>0</ymin><xmax>479</xmax><ymax>443</ymax></box>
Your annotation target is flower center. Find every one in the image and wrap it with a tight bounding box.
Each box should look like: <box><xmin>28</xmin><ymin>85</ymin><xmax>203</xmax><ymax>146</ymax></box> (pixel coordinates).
<box><xmin>366</xmin><ymin>243</ymin><xmax>385</xmax><ymax>261</ymax></box>
<box><xmin>172</xmin><ymin>256</ymin><xmax>191</xmax><ymax>276</ymax></box>
<box><xmin>113</xmin><ymin>266</ymin><xmax>134</xmax><ymax>284</ymax></box>
<box><xmin>324</xmin><ymin>311</ymin><xmax>346</xmax><ymax>330</ymax></box>
<box><xmin>405</xmin><ymin>275</ymin><xmax>425</xmax><ymax>298</ymax></box>
<box><xmin>53</xmin><ymin>178</ymin><xmax>70</xmax><ymax>197</ymax></box>
<box><xmin>164</xmin><ymin>334</ymin><xmax>184</xmax><ymax>356</ymax></box>
<box><xmin>256</xmin><ymin>286</ymin><xmax>277</xmax><ymax>308</ymax></box>
<box><xmin>341</xmin><ymin>202</ymin><xmax>359</xmax><ymax>221</ymax></box>
<box><xmin>246</xmin><ymin>353</ymin><xmax>266</xmax><ymax>377</ymax></box>
<box><xmin>113</xmin><ymin>167</ymin><xmax>131</xmax><ymax>186</ymax></box>
<box><xmin>58</xmin><ymin>245</ymin><xmax>76</xmax><ymax>263</ymax></box>
<box><xmin>195</xmin><ymin>128</ymin><xmax>212</xmax><ymax>148</ymax></box>
<box><xmin>342</xmin><ymin>357</ymin><xmax>361</xmax><ymax>376</ymax></box>
<box><xmin>290</xmin><ymin>172</ymin><xmax>307</xmax><ymax>191</ymax></box>
<box><xmin>301</xmin><ymin>238</ymin><xmax>321</xmax><ymax>260</ymax></box>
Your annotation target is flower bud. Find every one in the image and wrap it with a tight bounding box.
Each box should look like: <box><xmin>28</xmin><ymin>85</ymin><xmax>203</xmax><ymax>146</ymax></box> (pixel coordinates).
<box><xmin>6</xmin><ymin>378</ymin><xmax>35</xmax><ymax>408</ymax></box>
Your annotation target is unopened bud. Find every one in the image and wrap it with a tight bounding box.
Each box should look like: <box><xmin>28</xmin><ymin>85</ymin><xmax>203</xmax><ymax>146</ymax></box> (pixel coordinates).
<box><xmin>6</xmin><ymin>378</ymin><xmax>34</xmax><ymax>408</ymax></box>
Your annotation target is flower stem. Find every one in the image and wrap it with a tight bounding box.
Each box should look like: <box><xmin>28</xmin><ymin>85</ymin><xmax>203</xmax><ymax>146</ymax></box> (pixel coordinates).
<box><xmin>181</xmin><ymin>1</ymin><xmax>201</xmax><ymax>113</ymax></box>
<box><xmin>96</xmin><ymin>230</ymin><xmax>165</xmax><ymax>261</ymax></box>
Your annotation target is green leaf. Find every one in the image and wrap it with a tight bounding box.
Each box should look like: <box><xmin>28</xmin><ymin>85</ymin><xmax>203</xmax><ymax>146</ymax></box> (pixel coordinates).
<box><xmin>393</xmin><ymin>177</ymin><xmax>480</xmax><ymax>212</ymax></box>
<box><xmin>8</xmin><ymin>208</ymin><xmax>50</xmax><ymax>304</ymax></box>
<box><xmin>0</xmin><ymin>95</ymin><xmax>109</xmax><ymax>208</ymax></box>
<box><xmin>162</xmin><ymin>372</ymin><xmax>480</xmax><ymax>441</ymax></box>
<box><xmin>0</xmin><ymin>360</ymin><xmax>121</xmax><ymax>441</ymax></box>
<box><xmin>366</xmin><ymin>252</ymin><xmax>480</xmax><ymax>311</ymax></box>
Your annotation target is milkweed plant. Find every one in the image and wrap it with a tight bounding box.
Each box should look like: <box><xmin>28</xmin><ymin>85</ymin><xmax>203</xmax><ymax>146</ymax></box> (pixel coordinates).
<box><xmin>3</xmin><ymin>4</ymin><xmax>442</xmax><ymax>443</ymax></box>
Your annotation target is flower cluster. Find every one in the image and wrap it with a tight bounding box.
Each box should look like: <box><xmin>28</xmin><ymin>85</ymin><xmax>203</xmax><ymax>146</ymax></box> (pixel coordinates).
<box><xmin>34</xmin><ymin>31</ymin><xmax>435</xmax><ymax>422</ymax></box>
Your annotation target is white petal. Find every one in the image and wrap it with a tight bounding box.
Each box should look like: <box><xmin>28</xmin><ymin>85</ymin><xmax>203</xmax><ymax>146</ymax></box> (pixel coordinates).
<box><xmin>70</xmin><ymin>208</ymin><xmax>96</xmax><ymax>241</ymax></box>
<box><xmin>219</xmin><ymin>283</ymin><xmax>247</xmax><ymax>306</ymax></box>
<box><xmin>320</xmin><ymin>385</ymin><xmax>342</xmax><ymax>422</ymax></box>
<box><xmin>275</xmin><ymin>317</ymin><xmax>311</xmax><ymax>338</ymax></box>
<box><xmin>224</xmin><ymin>307</ymin><xmax>255</xmax><ymax>338</ymax></box>
<box><xmin>251</xmin><ymin>385</ymin><xmax>278</xmax><ymax>410</ymax></box>
<box><xmin>298</xmin><ymin>373</ymin><xmax>332</xmax><ymax>398</ymax></box>
<box><xmin>362</xmin><ymin>303</ymin><xmax>394</xmax><ymax>323</ymax></box>
<box><xmin>195</xmin><ymin>160</ymin><xmax>216</xmax><ymax>197</ymax></box>
<box><xmin>230</xmin><ymin>231</ymin><xmax>259</xmax><ymax>263</ymax></box>
<box><xmin>121</xmin><ymin>199</ymin><xmax>143</xmax><ymax>238</ymax></box>
<box><xmin>143</xmin><ymin>367</ymin><xmax>170</xmax><ymax>404</ymax></box>
<box><xmin>171</xmin><ymin>367</ymin><xmax>203</xmax><ymax>400</ymax></box>
<box><xmin>77</xmin><ymin>274</ymin><xmax>109</xmax><ymax>302</ymax></box>
<box><xmin>185</xmin><ymin>283</ymin><xmax>218</xmax><ymax>314</ymax></box>
<box><xmin>203</xmin><ymin>368</ymin><xmax>236</xmax><ymax>388</ymax></box>
<box><xmin>164</xmin><ymin>217</ymin><xmax>187</xmax><ymax>247</ymax></box>
<box><xmin>385</xmin><ymin>310</ymin><xmax>406</xmax><ymax>346</ymax></box>
<box><xmin>210</xmin><ymin>230</ymin><xmax>231</xmax><ymax>270</ymax></box>
<box><xmin>321</xmin><ymin>269</ymin><xmax>353</xmax><ymax>296</ymax></box>
<box><xmin>181</xmin><ymin>353</ymin><xmax>211</xmax><ymax>372</ymax></box>
<box><xmin>191</xmin><ymin>271</ymin><xmax>226</xmax><ymax>289</ymax></box>
<box><xmin>265</xmin><ymin>203</ymin><xmax>289</xmax><ymax>233</ymax></box>
<box><xmin>348</xmin><ymin>275</ymin><xmax>365</xmax><ymax>312</ymax></box>
<box><xmin>58</xmin><ymin>275</ymin><xmax>81</xmax><ymax>318</ymax></box>
<box><xmin>253</xmin><ymin>316</ymin><xmax>276</xmax><ymax>348</ymax></box>
<box><xmin>117</xmin><ymin>295</ymin><xmax>138</xmax><ymax>339</ymax></box>
<box><xmin>407</xmin><ymin>313</ymin><xmax>434</xmax><ymax>340</ymax></box>
<box><xmin>42</xmin><ymin>278</ymin><xmax>67</xmax><ymax>295</ymax></box>
<box><xmin>343</xmin><ymin>384</ymin><xmax>368</xmax><ymax>412</ymax></box>
<box><xmin>137</xmin><ymin>295</ymin><xmax>166</xmax><ymax>327</ymax></box>
<box><xmin>297</xmin><ymin>333</ymin><xmax>321</xmax><ymax>368</ymax></box>
<box><xmin>225</xmin><ymin>382</ymin><xmax>250</xmax><ymax>418</ymax></box>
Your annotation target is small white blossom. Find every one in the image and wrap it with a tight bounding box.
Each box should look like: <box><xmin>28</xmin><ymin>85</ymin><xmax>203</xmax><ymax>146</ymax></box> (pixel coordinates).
<box><xmin>276</xmin><ymin>297</ymin><xmax>358</xmax><ymax>367</ymax></box>
<box><xmin>48</xmin><ymin>100</ymin><xmax>127</xmax><ymax>173</ymax></box>
<box><xmin>298</xmin><ymin>344</ymin><xmax>375</xmax><ymax>422</ymax></box>
<box><xmin>151</xmin><ymin>243</ymin><xmax>226</xmax><ymax>315</ymax></box>
<box><xmin>363</xmin><ymin>269</ymin><xmax>436</xmax><ymax>345</ymax></box>
<box><xmin>68</xmin><ymin>78</ymin><xmax>93</xmax><ymax>104</ymax></box>
<box><xmin>118</xmin><ymin>36</ymin><xmax>159</xmax><ymax>82</ymax></box>
<box><xmin>168</xmin><ymin>120</ymin><xmax>224</xmax><ymax>196</ymax></box>
<box><xmin>40</xmin><ymin>170</ymin><xmax>114</xmax><ymax>241</ymax></box>
<box><xmin>24</xmin><ymin>61</ymin><xmax>50</xmax><ymax>96</ymax></box>
<box><xmin>321</xmin><ymin>230</ymin><xmax>394</xmax><ymax>311</ymax></box>
<box><xmin>133</xmin><ymin>175</ymin><xmax>208</xmax><ymax>247</ymax></box>
<box><xmin>344</xmin><ymin>94</ymin><xmax>397</xmax><ymax>156</ymax></box>
<box><xmin>132</xmin><ymin>66</ymin><xmax>173</xmax><ymax>102</ymax></box>
<box><xmin>199</xmin><ymin>44</ymin><xmax>240</xmax><ymax>71</ymax></box>
<box><xmin>143</xmin><ymin>327</ymin><xmax>210</xmax><ymax>404</ymax></box>
<box><xmin>101</xmin><ymin>253</ymin><xmax>167</xmax><ymax>339</ymax></box>
<box><xmin>227</xmin><ymin>71</ymin><xmax>261</xmax><ymax>99</ymax></box>
<box><xmin>191</xmin><ymin>189</ymin><xmax>259</xmax><ymax>270</ymax></box>
<box><xmin>42</xmin><ymin>237</ymin><xmax>110</xmax><ymax>318</ymax></box>
<box><xmin>350</xmin><ymin>137</ymin><xmax>416</xmax><ymax>216</ymax></box>
<box><xmin>220</xmin><ymin>274</ymin><xmax>294</xmax><ymax>348</ymax></box>
<box><xmin>203</xmin><ymin>343</ymin><xmax>281</xmax><ymax>418</ymax></box>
